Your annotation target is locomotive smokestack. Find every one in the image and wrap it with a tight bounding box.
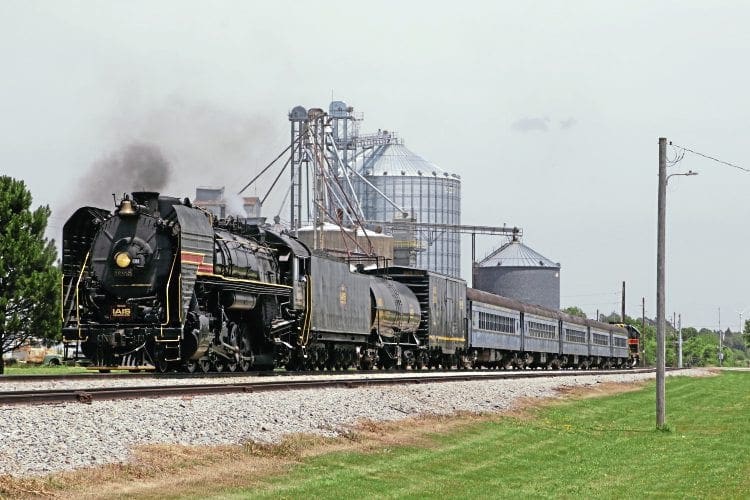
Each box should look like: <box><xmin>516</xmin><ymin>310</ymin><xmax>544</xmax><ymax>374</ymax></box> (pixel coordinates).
<box><xmin>132</xmin><ymin>192</ymin><xmax>160</xmax><ymax>216</ymax></box>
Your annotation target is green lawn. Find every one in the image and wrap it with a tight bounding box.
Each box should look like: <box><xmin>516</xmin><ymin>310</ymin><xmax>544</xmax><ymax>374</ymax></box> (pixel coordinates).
<box><xmin>215</xmin><ymin>372</ymin><xmax>750</xmax><ymax>499</ymax></box>
<box><xmin>1</xmin><ymin>363</ymin><xmax>89</xmax><ymax>376</ymax></box>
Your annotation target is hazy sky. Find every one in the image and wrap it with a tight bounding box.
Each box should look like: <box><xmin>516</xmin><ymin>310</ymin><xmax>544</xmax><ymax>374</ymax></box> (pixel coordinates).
<box><xmin>2</xmin><ymin>1</ymin><xmax>749</xmax><ymax>330</ymax></box>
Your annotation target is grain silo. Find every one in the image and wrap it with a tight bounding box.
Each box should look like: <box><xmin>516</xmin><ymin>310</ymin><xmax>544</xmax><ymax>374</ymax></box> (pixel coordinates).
<box><xmin>353</xmin><ymin>139</ymin><xmax>461</xmax><ymax>277</ymax></box>
<box><xmin>474</xmin><ymin>235</ymin><xmax>560</xmax><ymax>309</ymax></box>
<box><xmin>285</xmin><ymin>101</ymin><xmax>462</xmax><ymax>276</ymax></box>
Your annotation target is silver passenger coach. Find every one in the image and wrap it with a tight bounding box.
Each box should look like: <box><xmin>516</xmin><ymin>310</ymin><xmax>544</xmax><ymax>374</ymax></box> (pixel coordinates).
<box><xmin>467</xmin><ymin>288</ymin><xmax>631</xmax><ymax>369</ymax></box>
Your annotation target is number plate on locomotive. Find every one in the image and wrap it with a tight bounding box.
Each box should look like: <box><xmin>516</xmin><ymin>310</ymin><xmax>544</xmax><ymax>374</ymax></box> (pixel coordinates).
<box><xmin>111</xmin><ymin>306</ymin><xmax>132</xmax><ymax>318</ymax></box>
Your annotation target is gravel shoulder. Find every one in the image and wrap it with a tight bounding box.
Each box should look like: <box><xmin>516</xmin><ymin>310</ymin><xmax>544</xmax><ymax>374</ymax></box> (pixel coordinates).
<box><xmin>0</xmin><ymin>368</ymin><xmax>711</xmax><ymax>477</ymax></box>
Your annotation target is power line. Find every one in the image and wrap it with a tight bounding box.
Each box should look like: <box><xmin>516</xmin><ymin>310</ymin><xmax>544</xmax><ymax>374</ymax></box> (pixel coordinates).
<box><xmin>670</xmin><ymin>142</ymin><xmax>750</xmax><ymax>173</ymax></box>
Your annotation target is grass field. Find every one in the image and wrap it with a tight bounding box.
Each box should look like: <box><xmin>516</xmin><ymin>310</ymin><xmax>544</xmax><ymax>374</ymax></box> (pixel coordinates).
<box><xmin>214</xmin><ymin>371</ymin><xmax>750</xmax><ymax>499</ymax></box>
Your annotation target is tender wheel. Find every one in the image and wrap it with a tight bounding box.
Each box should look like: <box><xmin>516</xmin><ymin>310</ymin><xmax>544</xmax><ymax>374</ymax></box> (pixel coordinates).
<box><xmin>416</xmin><ymin>352</ymin><xmax>429</xmax><ymax>370</ymax></box>
<box><xmin>184</xmin><ymin>360</ymin><xmax>198</xmax><ymax>373</ymax></box>
<box><xmin>226</xmin><ymin>359</ymin><xmax>238</xmax><ymax>372</ymax></box>
<box><xmin>198</xmin><ymin>359</ymin><xmax>211</xmax><ymax>373</ymax></box>
<box><xmin>214</xmin><ymin>360</ymin><xmax>225</xmax><ymax>373</ymax></box>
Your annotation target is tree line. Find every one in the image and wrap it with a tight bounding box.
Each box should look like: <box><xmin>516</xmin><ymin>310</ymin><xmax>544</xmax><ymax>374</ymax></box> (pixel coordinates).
<box><xmin>563</xmin><ymin>307</ymin><xmax>749</xmax><ymax>368</ymax></box>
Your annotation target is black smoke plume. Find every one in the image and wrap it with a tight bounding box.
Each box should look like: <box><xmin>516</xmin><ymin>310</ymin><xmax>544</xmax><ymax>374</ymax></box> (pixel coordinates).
<box><xmin>69</xmin><ymin>142</ymin><xmax>172</xmax><ymax>211</ymax></box>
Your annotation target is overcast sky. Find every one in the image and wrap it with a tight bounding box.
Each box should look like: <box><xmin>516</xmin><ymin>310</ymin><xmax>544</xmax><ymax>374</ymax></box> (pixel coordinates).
<box><xmin>2</xmin><ymin>1</ymin><xmax>749</xmax><ymax>330</ymax></box>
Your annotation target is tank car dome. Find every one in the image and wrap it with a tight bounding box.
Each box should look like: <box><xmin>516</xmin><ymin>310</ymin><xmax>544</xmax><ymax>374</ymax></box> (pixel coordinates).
<box><xmin>475</xmin><ymin>239</ymin><xmax>560</xmax><ymax>310</ymax></box>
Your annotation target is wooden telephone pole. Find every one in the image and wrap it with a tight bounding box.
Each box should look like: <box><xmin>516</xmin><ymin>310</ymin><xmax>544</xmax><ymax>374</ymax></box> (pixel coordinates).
<box><xmin>656</xmin><ymin>137</ymin><xmax>667</xmax><ymax>429</ymax></box>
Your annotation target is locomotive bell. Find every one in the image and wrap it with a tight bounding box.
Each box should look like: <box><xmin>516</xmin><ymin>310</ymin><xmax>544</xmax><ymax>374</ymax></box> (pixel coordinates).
<box><xmin>118</xmin><ymin>199</ymin><xmax>136</xmax><ymax>216</ymax></box>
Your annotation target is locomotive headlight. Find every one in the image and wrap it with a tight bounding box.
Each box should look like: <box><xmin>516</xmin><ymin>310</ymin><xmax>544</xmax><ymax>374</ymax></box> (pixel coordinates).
<box><xmin>114</xmin><ymin>252</ymin><xmax>132</xmax><ymax>268</ymax></box>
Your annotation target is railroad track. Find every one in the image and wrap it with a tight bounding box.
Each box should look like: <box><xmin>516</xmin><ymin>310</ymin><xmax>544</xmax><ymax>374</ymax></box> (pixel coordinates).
<box><xmin>1</xmin><ymin>368</ymin><xmax>506</xmax><ymax>382</ymax></box>
<box><xmin>0</xmin><ymin>365</ymin><xmax>659</xmax><ymax>383</ymax></box>
<box><xmin>0</xmin><ymin>368</ymin><xmax>659</xmax><ymax>406</ymax></box>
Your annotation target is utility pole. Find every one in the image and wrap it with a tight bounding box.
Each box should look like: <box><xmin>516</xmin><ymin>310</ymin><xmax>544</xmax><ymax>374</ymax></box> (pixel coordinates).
<box><xmin>740</xmin><ymin>311</ymin><xmax>745</xmax><ymax>338</ymax></box>
<box><xmin>718</xmin><ymin>307</ymin><xmax>723</xmax><ymax>367</ymax></box>
<box><xmin>719</xmin><ymin>307</ymin><xmax>724</xmax><ymax>367</ymax></box>
<box><xmin>656</xmin><ymin>137</ymin><xmax>667</xmax><ymax>429</ymax></box>
<box><xmin>642</xmin><ymin>297</ymin><xmax>646</xmax><ymax>367</ymax></box>
<box><xmin>678</xmin><ymin>313</ymin><xmax>683</xmax><ymax>369</ymax></box>
<box><xmin>655</xmin><ymin>139</ymin><xmax>696</xmax><ymax>428</ymax></box>
<box><xmin>471</xmin><ymin>233</ymin><xmax>476</xmax><ymax>289</ymax></box>
<box><xmin>672</xmin><ymin>311</ymin><xmax>677</xmax><ymax>366</ymax></box>
<box><xmin>621</xmin><ymin>281</ymin><xmax>626</xmax><ymax>322</ymax></box>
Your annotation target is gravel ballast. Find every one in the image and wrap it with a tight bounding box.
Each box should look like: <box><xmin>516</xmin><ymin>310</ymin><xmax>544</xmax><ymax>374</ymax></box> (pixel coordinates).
<box><xmin>0</xmin><ymin>369</ymin><xmax>710</xmax><ymax>476</ymax></box>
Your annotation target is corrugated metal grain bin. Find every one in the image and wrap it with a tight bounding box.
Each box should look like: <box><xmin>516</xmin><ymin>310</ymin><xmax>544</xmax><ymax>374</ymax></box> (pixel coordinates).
<box><xmin>475</xmin><ymin>237</ymin><xmax>560</xmax><ymax>310</ymax></box>
<box><xmin>353</xmin><ymin>143</ymin><xmax>461</xmax><ymax>277</ymax></box>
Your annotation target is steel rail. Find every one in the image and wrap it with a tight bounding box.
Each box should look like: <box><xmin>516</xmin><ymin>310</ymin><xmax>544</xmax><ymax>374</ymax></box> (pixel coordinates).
<box><xmin>0</xmin><ymin>370</ymin><xmax>286</xmax><ymax>383</ymax></box>
<box><xmin>0</xmin><ymin>368</ymin><xmax>662</xmax><ymax>406</ymax></box>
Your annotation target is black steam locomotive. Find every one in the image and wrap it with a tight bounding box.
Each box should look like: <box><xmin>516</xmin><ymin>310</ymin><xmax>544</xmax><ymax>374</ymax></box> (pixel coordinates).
<box><xmin>62</xmin><ymin>192</ymin><xmax>639</xmax><ymax>372</ymax></box>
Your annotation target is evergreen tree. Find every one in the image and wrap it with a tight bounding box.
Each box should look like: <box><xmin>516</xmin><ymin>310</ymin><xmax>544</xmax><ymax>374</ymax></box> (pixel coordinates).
<box><xmin>0</xmin><ymin>176</ymin><xmax>60</xmax><ymax>373</ymax></box>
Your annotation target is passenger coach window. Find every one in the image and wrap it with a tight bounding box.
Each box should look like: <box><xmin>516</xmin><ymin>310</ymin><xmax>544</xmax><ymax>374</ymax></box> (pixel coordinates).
<box><xmin>564</xmin><ymin>328</ymin><xmax>586</xmax><ymax>344</ymax></box>
<box><xmin>592</xmin><ymin>333</ymin><xmax>609</xmax><ymax>346</ymax></box>
<box><xmin>613</xmin><ymin>336</ymin><xmax>627</xmax><ymax>348</ymax></box>
<box><xmin>478</xmin><ymin>311</ymin><xmax>516</xmax><ymax>334</ymax></box>
<box><xmin>527</xmin><ymin>321</ymin><xmax>557</xmax><ymax>340</ymax></box>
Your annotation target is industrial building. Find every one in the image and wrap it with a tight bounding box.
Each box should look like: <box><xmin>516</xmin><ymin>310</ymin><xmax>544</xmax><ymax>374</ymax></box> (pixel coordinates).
<box><xmin>296</xmin><ymin>223</ymin><xmax>394</xmax><ymax>262</ymax></box>
<box><xmin>193</xmin><ymin>187</ymin><xmax>261</xmax><ymax>220</ymax></box>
